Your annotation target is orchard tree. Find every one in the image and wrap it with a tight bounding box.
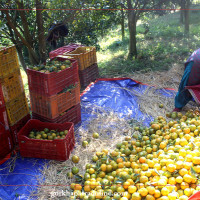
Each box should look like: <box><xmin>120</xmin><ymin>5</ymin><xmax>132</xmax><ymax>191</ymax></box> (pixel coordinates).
<box><xmin>125</xmin><ymin>0</ymin><xmax>167</xmax><ymax>59</ymax></box>
<box><xmin>0</xmin><ymin>0</ymin><xmax>121</xmax><ymax>69</ymax></box>
<box><xmin>0</xmin><ymin>0</ymin><xmax>83</xmax><ymax>69</ymax></box>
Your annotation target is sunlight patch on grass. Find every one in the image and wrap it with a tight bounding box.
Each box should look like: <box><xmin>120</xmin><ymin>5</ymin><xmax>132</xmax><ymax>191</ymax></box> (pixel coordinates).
<box><xmin>20</xmin><ymin>68</ymin><xmax>28</xmax><ymax>86</ymax></box>
<box><xmin>97</xmin><ymin>50</ymin><xmax>125</xmax><ymax>63</ymax></box>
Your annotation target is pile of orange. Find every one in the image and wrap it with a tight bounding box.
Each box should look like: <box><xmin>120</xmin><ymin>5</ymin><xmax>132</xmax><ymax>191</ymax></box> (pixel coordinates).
<box><xmin>70</xmin><ymin>110</ymin><xmax>200</xmax><ymax>200</ymax></box>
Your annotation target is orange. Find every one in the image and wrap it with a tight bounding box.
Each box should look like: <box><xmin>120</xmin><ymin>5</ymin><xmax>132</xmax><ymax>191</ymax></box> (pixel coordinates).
<box><xmin>180</xmin><ymin>182</ymin><xmax>189</xmax><ymax>190</ymax></box>
<box><xmin>118</xmin><ymin>162</ymin><xmax>124</xmax><ymax>168</ymax></box>
<box><xmin>70</xmin><ymin>183</ymin><xmax>75</xmax><ymax>190</ymax></box>
<box><xmin>193</xmin><ymin>156</ymin><xmax>200</xmax><ymax>165</ymax></box>
<box><xmin>139</xmin><ymin>157</ymin><xmax>146</xmax><ymax>163</ymax></box>
<box><xmin>168</xmin><ymin>177</ymin><xmax>176</xmax><ymax>185</ymax></box>
<box><xmin>148</xmin><ymin>160</ymin><xmax>155</xmax><ymax>168</ymax></box>
<box><xmin>100</xmin><ymin>164</ymin><xmax>107</xmax><ymax>172</ymax></box>
<box><xmin>138</xmin><ymin>188</ymin><xmax>148</xmax><ymax>197</ymax></box>
<box><xmin>147</xmin><ymin>186</ymin><xmax>155</xmax><ymax>195</ymax></box>
<box><xmin>123</xmin><ymin>181</ymin><xmax>131</xmax><ymax>190</ymax></box>
<box><xmin>89</xmin><ymin>168</ymin><xmax>95</xmax><ymax>174</ymax></box>
<box><xmin>179</xmin><ymin>168</ymin><xmax>188</xmax><ymax>177</ymax></box>
<box><xmin>125</xmin><ymin>161</ymin><xmax>131</xmax><ymax>168</ymax></box>
<box><xmin>140</xmin><ymin>176</ymin><xmax>148</xmax><ymax>183</ymax></box>
<box><xmin>141</xmin><ymin>163</ymin><xmax>149</xmax><ymax>171</ymax></box>
<box><xmin>127</xmin><ymin>178</ymin><xmax>134</xmax><ymax>185</ymax></box>
<box><xmin>128</xmin><ymin>185</ymin><xmax>137</xmax><ymax>194</ymax></box>
<box><xmin>161</xmin><ymin>187</ymin><xmax>169</xmax><ymax>196</ymax></box>
<box><xmin>74</xmin><ymin>184</ymin><xmax>82</xmax><ymax>191</ymax></box>
<box><xmin>183</xmin><ymin>174</ymin><xmax>192</xmax><ymax>183</ymax></box>
<box><xmin>117</xmin><ymin>157</ymin><xmax>123</xmax><ymax>163</ymax></box>
<box><xmin>154</xmin><ymin>189</ymin><xmax>161</xmax><ymax>198</ymax></box>
<box><xmin>176</xmin><ymin>161</ymin><xmax>183</xmax><ymax>170</ymax></box>
<box><xmin>131</xmin><ymin>192</ymin><xmax>141</xmax><ymax>200</ymax></box>
<box><xmin>183</xmin><ymin>127</ymin><xmax>190</xmax><ymax>134</ymax></box>
<box><xmin>106</xmin><ymin>165</ymin><xmax>113</xmax><ymax>173</ymax></box>
<box><xmin>167</xmin><ymin>164</ymin><xmax>176</xmax><ymax>173</ymax></box>
<box><xmin>72</xmin><ymin>155</ymin><xmax>80</xmax><ymax>163</ymax></box>
<box><xmin>176</xmin><ymin>176</ymin><xmax>183</xmax><ymax>184</ymax></box>
<box><xmin>184</xmin><ymin>188</ymin><xmax>192</xmax><ymax>197</ymax></box>
<box><xmin>159</xmin><ymin>142</ymin><xmax>167</xmax><ymax>149</ymax></box>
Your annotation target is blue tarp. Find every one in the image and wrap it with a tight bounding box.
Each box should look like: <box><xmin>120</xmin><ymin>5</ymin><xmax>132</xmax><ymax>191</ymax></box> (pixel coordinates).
<box><xmin>0</xmin><ymin>78</ymin><xmax>176</xmax><ymax>200</ymax></box>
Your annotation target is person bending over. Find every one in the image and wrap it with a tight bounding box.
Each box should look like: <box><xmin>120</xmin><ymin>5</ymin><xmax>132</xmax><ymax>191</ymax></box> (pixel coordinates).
<box><xmin>174</xmin><ymin>48</ymin><xmax>200</xmax><ymax>112</ymax></box>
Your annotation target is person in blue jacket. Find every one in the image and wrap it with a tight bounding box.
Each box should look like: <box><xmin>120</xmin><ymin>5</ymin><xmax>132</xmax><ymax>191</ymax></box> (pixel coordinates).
<box><xmin>174</xmin><ymin>48</ymin><xmax>200</xmax><ymax>112</ymax></box>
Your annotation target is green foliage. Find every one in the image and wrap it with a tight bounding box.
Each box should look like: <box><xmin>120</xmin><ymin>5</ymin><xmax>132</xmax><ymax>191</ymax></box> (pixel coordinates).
<box><xmin>98</xmin><ymin>8</ymin><xmax>200</xmax><ymax>77</ymax></box>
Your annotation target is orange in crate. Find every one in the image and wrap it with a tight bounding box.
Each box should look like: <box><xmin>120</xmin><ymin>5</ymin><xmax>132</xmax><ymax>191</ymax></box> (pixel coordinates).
<box><xmin>30</xmin><ymin>83</ymin><xmax>80</xmax><ymax>119</ymax></box>
<box><xmin>64</xmin><ymin>46</ymin><xmax>97</xmax><ymax>70</ymax></box>
<box><xmin>18</xmin><ymin>119</ymin><xmax>75</xmax><ymax>161</ymax></box>
<box><xmin>0</xmin><ymin>69</ymin><xmax>24</xmax><ymax>103</ymax></box>
<box><xmin>0</xmin><ymin>46</ymin><xmax>19</xmax><ymax>78</ymax></box>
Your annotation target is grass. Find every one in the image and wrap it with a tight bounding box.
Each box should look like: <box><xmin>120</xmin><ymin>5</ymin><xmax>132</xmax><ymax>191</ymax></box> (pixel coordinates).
<box><xmin>97</xmin><ymin>8</ymin><xmax>200</xmax><ymax>77</ymax></box>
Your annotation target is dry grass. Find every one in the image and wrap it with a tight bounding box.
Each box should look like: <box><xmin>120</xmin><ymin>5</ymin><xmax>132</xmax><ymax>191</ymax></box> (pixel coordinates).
<box><xmin>31</xmin><ymin>63</ymin><xmax>199</xmax><ymax>199</ymax></box>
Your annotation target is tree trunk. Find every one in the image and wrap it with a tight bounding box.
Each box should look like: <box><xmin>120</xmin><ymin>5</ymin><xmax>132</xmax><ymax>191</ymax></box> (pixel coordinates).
<box><xmin>121</xmin><ymin>2</ymin><xmax>125</xmax><ymax>40</ymax></box>
<box><xmin>36</xmin><ymin>0</ymin><xmax>46</xmax><ymax>63</ymax></box>
<box><xmin>184</xmin><ymin>0</ymin><xmax>190</xmax><ymax>36</ymax></box>
<box><xmin>180</xmin><ymin>0</ymin><xmax>185</xmax><ymax>23</ymax></box>
<box><xmin>17</xmin><ymin>1</ymin><xmax>34</xmax><ymax>47</ymax></box>
<box><xmin>128</xmin><ymin>11</ymin><xmax>137</xmax><ymax>59</ymax></box>
<box><xmin>15</xmin><ymin>44</ymin><xmax>27</xmax><ymax>72</ymax></box>
<box><xmin>28</xmin><ymin>48</ymin><xmax>40</xmax><ymax>65</ymax></box>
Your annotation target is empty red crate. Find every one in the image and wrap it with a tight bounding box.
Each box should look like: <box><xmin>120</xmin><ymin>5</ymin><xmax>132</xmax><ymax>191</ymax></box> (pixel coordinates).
<box><xmin>49</xmin><ymin>43</ymin><xmax>84</xmax><ymax>59</ymax></box>
<box><xmin>30</xmin><ymin>84</ymin><xmax>80</xmax><ymax>119</ymax></box>
<box><xmin>0</xmin><ymin>126</ymin><xmax>14</xmax><ymax>160</ymax></box>
<box><xmin>27</xmin><ymin>58</ymin><xmax>79</xmax><ymax>96</ymax></box>
<box><xmin>32</xmin><ymin>103</ymin><xmax>81</xmax><ymax>125</ymax></box>
<box><xmin>79</xmin><ymin>63</ymin><xmax>99</xmax><ymax>87</ymax></box>
<box><xmin>18</xmin><ymin>119</ymin><xmax>75</xmax><ymax>161</ymax></box>
<box><xmin>0</xmin><ymin>105</ymin><xmax>9</xmax><ymax>131</ymax></box>
<box><xmin>9</xmin><ymin>114</ymin><xmax>31</xmax><ymax>145</ymax></box>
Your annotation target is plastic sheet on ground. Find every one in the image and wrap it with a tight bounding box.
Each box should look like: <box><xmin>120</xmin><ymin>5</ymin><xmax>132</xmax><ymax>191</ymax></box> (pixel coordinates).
<box><xmin>0</xmin><ymin>78</ymin><xmax>176</xmax><ymax>200</ymax></box>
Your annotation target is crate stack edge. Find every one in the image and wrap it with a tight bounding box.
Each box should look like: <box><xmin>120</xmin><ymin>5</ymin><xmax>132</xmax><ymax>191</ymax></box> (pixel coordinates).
<box><xmin>28</xmin><ymin>56</ymin><xmax>81</xmax><ymax>125</ymax></box>
<box><xmin>0</xmin><ymin>45</ymin><xmax>30</xmax><ymax>146</ymax></box>
<box><xmin>64</xmin><ymin>46</ymin><xmax>99</xmax><ymax>88</ymax></box>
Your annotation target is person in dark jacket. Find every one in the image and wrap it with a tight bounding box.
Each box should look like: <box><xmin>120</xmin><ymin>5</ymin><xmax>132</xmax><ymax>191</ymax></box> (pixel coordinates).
<box><xmin>173</xmin><ymin>48</ymin><xmax>200</xmax><ymax>111</ymax></box>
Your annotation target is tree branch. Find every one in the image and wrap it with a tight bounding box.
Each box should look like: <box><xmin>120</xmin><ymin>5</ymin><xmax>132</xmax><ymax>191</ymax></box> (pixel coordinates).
<box><xmin>16</xmin><ymin>0</ymin><xmax>33</xmax><ymax>47</ymax></box>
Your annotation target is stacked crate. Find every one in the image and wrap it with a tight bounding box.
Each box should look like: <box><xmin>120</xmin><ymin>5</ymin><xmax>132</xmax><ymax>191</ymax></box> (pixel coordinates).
<box><xmin>0</xmin><ymin>46</ymin><xmax>30</xmax><ymax>145</ymax></box>
<box><xmin>64</xmin><ymin>46</ymin><xmax>99</xmax><ymax>88</ymax></box>
<box><xmin>28</xmin><ymin>56</ymin><xmax>81</xmax><ymax>125</ymax></box>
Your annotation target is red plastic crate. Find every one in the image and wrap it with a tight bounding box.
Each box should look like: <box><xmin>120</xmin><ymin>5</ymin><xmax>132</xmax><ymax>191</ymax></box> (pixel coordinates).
<box><xmin>0</xmin><ymin>105</ymin><xmax>9</xmax><ymax>131</ymax></box>
<box><xmin>9</xmin><ymin>114</ymin><xmax>31</xmax><ymax>145</ymax></box>
<box><xmin>27</xmin><ymin>58</ymin><xmax>79</xmax><ymax>96</ymax></box>
<box><xmin>32</xmin><ymin>103</ymin><xmax>81</xmax><ymax>125</ymax></box>
<box><xmin>49</xmin><ymin>43</ymin><xmax>84</xmax><ymax>59</ymax></box>
<box><xmin>79</xmin><ymin>63</ymin><xmax>99</xmax><ymax>87</ymax></box>
<box><xmin>18</xmin><ymin>119</ymin><xmax>75</xmax><ymax>161</ymax></box>
<box><xmin>30</xmin><ymin>84</ymin><xmax>80</xmax><ymax>119</ymax></box>
<box><xmin>0</xmin><ymin>126</ymin><xmax>14</xmax><ymax>160</ymax></box>
<box><xmin>188</xmin><ymin>191</ymin><xmax>200</xmax><ymax>199</ymax></box>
